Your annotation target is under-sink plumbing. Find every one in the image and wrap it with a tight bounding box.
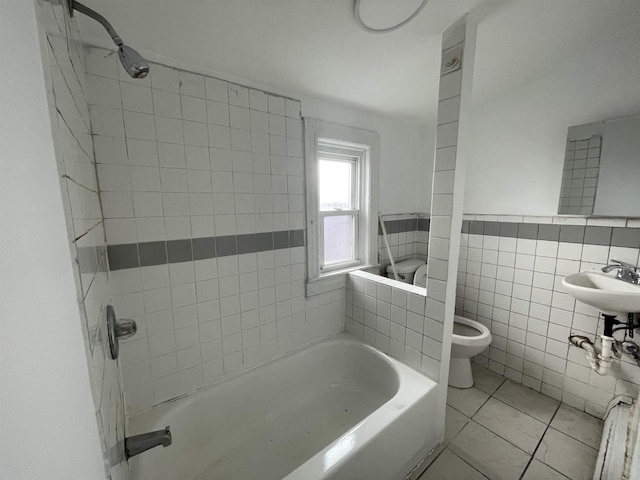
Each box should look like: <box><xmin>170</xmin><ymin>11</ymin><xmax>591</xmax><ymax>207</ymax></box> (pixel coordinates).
<box><xmin>568</xmin><ymin>335</ymin><xmax>615</xmax><ymax>376</ymax></box>
<box><xmin>569</xmin><ymin>313</ymin><xmax>640</xmax><ymax>375</ymax></box>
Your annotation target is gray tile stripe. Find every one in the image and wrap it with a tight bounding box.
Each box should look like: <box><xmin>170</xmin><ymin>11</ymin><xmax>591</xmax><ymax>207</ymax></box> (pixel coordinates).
<box><xmin>461</xmin><ymin>221</ymin><xmax>640</xmax><ymax>248</ymax></box>
<box><xmin>107</xmin><ymin>229</ymin><xmax>305</xmax><ymax>271</ymax></box>
<box><xmin>377</xmin><ymin>218</ymin><xmax>430</xmax><ymax>235</ymax></box>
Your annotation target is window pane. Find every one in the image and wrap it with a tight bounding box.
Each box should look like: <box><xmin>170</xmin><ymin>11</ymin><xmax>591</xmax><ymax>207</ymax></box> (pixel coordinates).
<box><xmin>323</xmin><ymin>215</ymin><xmax>356</xmax><ymax>266</ymax></box>
<box><xmin>319</xmin><ymin>159</ymin><xmax>353</xmax><ymax>211</ymax></box>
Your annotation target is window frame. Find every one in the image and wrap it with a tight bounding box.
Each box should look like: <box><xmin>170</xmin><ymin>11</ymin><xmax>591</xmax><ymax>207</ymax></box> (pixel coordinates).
<box><xmin>318</xmin><ymin>143</ymin><xmax>361</xmax><ymax>272</ymax></box>
<box><xmin>304</xmin><ymin>118</ymin><xmax>380</xmax><ymax>295</ymax></box>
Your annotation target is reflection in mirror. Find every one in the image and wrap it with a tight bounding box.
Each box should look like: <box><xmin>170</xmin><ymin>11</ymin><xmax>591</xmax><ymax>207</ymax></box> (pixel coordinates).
<box><xmin>558</xmin><ymin>114</ymin><xmax>640</xmax><ymax>217</ymax></box>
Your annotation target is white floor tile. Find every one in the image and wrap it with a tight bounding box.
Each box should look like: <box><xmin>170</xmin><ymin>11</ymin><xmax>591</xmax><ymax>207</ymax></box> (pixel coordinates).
<box><xmin>493</xmin><ymin>379</ymin><xmax>559</xmax><ymax>423</ymax></box>
<box><xmin>447</xmin><ymin>386</ymin><xmax>489</xmax><ymax>417</ymax></box>
<box><xmin>522</xmin><ymin>460</ymin><xmax>570</xmax><ymax>480</ymax></box>
<box><xmin>449</xmin><ymin>421</ymin><xmax>530</xmax><ymax>480</ymax></box>
<box><xmin>444</xmin><ymin>406</ymin><xmax>469</xmax><ymax>444</ymax></box>
<box><xmin>473</xmin><ymin>397</ymin><xmax>547</xmax><ymax>454</ymax></box>
<box><xmin>534</xmin><ymin>428</ymin><xmax>598</xmax><ymax>480</ymax></box>
<box><xmin>472</xmin><ymin>363</ymin><xmax>505</xmax><ymax>395</ymax></box>
<box><xmin>549</xmin><ymin>404</ymin><xmax>603</xmax><ymax>450</ymax></box>
<box><xmin>420</xmin><ymin>449</ymin><xmax>487</xmax><ymax>480</ymax></box>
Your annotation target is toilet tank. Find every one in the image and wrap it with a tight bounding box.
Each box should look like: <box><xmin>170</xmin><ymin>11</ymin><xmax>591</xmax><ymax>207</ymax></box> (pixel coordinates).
<box><xmin>386</xmin><ymin>259</ymin><xmax>424</xmax><ymax>284</ymax></box>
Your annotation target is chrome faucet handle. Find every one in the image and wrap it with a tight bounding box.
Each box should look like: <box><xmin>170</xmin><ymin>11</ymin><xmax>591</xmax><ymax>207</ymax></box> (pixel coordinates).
<box><xmin>602</xmin><ymin>259</ymin><xmax>640</xmax><ymax>284</ymax></box>
<box><xmin>609</xmin><ymin>259</ymin><xmax>637</xmax><ymax>270</ymax></box>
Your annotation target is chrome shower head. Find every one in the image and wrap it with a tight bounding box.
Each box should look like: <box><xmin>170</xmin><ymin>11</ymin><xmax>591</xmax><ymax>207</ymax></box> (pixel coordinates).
<box><xmin>70</xmin><ymin>1</ymin><xmax>150</xmax><ymax>79</ymax></box>
<box><xmin>118</xmin><ymin>45</ymin><xmax>149</xmax><ymax>79</ymax></box>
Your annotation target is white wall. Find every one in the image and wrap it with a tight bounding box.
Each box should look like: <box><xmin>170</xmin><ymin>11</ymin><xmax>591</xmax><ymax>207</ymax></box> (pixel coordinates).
<box><xmin>0</xmin><ymin>1</ymin><xmax>105</xmax><ymax>478</ymax></box>
<box><xmin>463</xmin><ymin>0</ymin><xmax>640</xmax><ymax>215</ymax></box>
<box><xmin>301</xmin><ymin>96</ymin><xmax>433</xmax><ymax>215</ymax></box>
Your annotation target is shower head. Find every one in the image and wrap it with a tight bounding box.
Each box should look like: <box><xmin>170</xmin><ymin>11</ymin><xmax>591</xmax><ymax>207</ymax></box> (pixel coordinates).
<box><xmin>118</xmin><ymin>45</ymin><xmax>150</xmax><ymax>79</ymax></box>
<box><xmin>70</xmin><ymin>1</ymin><xmax>150</xmax><ymax>79</ymax></box>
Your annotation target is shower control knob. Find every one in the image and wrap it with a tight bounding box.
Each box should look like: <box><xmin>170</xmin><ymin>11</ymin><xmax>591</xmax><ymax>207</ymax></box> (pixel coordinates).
<box><xmin>106</xmin><ymin>305</ymin><xmax>137</xmax><ymax>360</ymax></box>
<box><xmin>115</xmin><ymin>318</ymin><xmax>137</xmax><ymax>340</ymax></box>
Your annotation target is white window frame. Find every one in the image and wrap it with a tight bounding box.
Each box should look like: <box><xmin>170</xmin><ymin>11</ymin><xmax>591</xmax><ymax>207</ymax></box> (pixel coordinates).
<box><xmin>304</xmin><ymin>118</ymin><xmax>379</xmax><ymax>295</ymax></box>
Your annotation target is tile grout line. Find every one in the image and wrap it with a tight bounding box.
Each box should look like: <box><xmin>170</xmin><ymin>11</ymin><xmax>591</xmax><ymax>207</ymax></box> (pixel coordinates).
<box><xmin>423</xmin><ymin>379</ymin><xmax>507</xmax><ymax>479</ymax></box>
<box><xmin>517</xmin><ymin>401</ymin><xmax>562</xmax><ymax>480</ymax></box>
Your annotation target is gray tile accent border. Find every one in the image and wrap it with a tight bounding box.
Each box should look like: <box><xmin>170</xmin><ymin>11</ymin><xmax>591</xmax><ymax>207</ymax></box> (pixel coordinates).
<box><xmin>138</xmin><ymin>241</ymin><xmax>167</xmax><ymax>267</ymax></box>
<box><xmin>108</xmin><ymin>244</ymin><xmax>139</xmax><ymax>270</ymax></box>
<box><xmin>500</xmin><ymin>222</ymin><xmax>518</xmax><ymax>238</ymax></box>
<box><xmin>418</xmin><ymin>218</ymin><xmax>431</xmax><ymax>231</ymax></box>
<box><xmin>290</xmin><ymin>229</ymin><xmax>305</xmax><ymax>247</ymax></box>
<box><xmin>192</xmin><ymin>237</ymin><xmax>215</xmax><ymax>260</ymax></box>
<box><xmin>106</xmin><ymin>229</ymin><xmax>306</xmax><ymax>271</ymax></box>
<box><xmin>518</xmin><ymin>223</ymin><xmax>539</xmax><ymax>240</ymax></box>
<box><xmin>256</xmin><ymin>232</ymin><xmax>274</xmax><ymax>251</ymax></box>
<box><xmin>559</xmin><ymin>225</ymin><xmax>585</xmax><ymax>244</ymax></box>
<box><xmin>538</xmin><ymin>224</ymin><xmax>560</xmax><ymax>241</ymax></box>
<box><xmin>611</xmin><ymin>227</ymin><xmax>640</xmax><ymax>248</ymax></box>
<box><xmin>584</xmin><ymin>226</ymin><xmax>612</xmax><ymax>246</ymax></box>
<box><xmin>215</xmin><ymin>235</ymin><xmax>237</xmax><ymax>257</ymax></box>
<box><xmin>378</xmin><ymin>218</ymin><xmax>429</xmax><ymax>235</ymax></box>
<box><xmin>274</xmin><ymin>231</ymin><xmax>289</xmax><ymax>249</ymax></box>
<box><xmin>464</xmin><ymin>220</ymin><xmax>640</xmax><ymax>249</ymax></box>
<box><xmin>237</xmin><ymin>234</ymin><xmax>256</xmax><ymax>254</ymax></box>
<box><xmin>484</xmin><ymin>221</ymin><xmax>500</xmax><ymax>236</ymax></box>
<box><xmin>167</xmin><ymin>239</ymin><xmax>193</xmax><ymax>263</ymax></box>
<box><xmin>469</xmin><ymin>221</ymin><xmax>484</xmax><ymax>235</ymax></box>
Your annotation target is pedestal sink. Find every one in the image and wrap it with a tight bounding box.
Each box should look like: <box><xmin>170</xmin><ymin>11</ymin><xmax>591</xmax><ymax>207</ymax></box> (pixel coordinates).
<box><xmin>561</xmin><ymin>271</ymin><xmax>640</xmax><ymax>315</ymax></box>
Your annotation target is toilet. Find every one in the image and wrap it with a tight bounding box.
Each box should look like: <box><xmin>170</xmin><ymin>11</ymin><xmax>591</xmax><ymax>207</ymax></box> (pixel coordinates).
<box><xmin>449</xmin><ymin>315</ymin><xmax>492</xmax><ymax>388</ymax></box>
<box><xmin>385</xmin><ymin>259</ymin><xmax>425</xmax><ymax>285</ymax></box>
<box><xmin>413</xmin><ymin>264</ymin><xmax>428</xmax><ymax>288</ymax></box>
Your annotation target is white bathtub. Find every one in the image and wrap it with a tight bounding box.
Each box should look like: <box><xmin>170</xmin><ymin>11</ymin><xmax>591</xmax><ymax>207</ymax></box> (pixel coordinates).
<box><xmin>128</xmin><ymin>333</ymin><xmax>439</xmax><ymax>480</ymax></box>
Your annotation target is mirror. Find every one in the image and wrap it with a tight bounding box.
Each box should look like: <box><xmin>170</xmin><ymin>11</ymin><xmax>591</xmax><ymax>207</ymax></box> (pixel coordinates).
<box><xmin>558</xmin><ymin>114</ymin><xmax>640</xmax><ymax>217</ymax></box>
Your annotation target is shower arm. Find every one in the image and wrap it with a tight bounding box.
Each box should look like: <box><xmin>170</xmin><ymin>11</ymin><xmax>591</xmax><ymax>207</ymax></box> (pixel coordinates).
<box><xmin>69</xmin><ymin>1</ymin><xmax>124</xmax><ymax>47</ymax></box>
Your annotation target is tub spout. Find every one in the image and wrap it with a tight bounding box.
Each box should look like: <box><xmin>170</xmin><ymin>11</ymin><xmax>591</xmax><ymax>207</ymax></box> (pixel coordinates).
<box><xmin>125</xmin><ymin>426</ymin><xmax>172</xmax><ymax>459</ymax></box>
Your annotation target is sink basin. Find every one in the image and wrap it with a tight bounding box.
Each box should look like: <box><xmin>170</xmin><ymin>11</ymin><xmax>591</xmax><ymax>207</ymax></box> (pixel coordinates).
<box><xmin>562</xmin><ymin>271</ymin><xmax>640</xmax><ymax>315</ymax></box>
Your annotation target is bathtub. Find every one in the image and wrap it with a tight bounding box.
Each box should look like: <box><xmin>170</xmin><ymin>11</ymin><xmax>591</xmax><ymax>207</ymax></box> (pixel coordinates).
<box><xmin>128</xmin><ymin>333</ymin><xmax>439</xmax><ymax>480</ymax></box>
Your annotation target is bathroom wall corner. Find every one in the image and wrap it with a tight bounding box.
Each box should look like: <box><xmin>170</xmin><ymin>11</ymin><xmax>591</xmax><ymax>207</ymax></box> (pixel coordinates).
<box><xmin>428</xmin><ymin>15</ymin><xmax>480</xmax><ymax>438</ymax></box>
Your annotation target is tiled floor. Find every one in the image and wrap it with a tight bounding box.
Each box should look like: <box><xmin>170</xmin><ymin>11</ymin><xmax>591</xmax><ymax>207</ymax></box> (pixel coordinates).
<box><xmin>418</xmin><ymin>364</ymin><xmax>604</xmax><ymax>480</ymax></box>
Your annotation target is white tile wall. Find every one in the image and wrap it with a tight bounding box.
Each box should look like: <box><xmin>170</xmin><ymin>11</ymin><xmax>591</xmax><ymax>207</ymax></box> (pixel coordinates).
<box><xmin>346</xmin><ymin>271</ymin><xmax>440</xmax><ymax>379</ymax></box>
<box><xmin>87</xmin><ymin>51</ymin><xmax>344</xmax><ymax>414</ymax></box>
<box><xmin>457</xmin><ymin>216</ymin><xmax>640</xmax><ymax>418</ymax></box>
<box><xmin>36</xmin><ymin>3</ymin><xmax>125</xmax><ymax>480</ymax></box>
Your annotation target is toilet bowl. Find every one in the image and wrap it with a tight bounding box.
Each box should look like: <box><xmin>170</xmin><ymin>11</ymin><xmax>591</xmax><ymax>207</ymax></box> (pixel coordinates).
<box><xmin>449</xmin><ymin>315</ymin><xmax>492</xmax><ymax>388</ymax></box>
<box><xmin>413</xmin><ymin>264</ymin><xmax>428</xmax><ymax>288</ymax></box>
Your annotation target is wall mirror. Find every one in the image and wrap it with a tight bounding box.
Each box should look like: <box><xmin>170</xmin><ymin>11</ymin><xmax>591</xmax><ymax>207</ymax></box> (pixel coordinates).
<box><xmin>558</xmin><ymin>114</ymin><xmax>640</xmax><ymax>217</ymax></box>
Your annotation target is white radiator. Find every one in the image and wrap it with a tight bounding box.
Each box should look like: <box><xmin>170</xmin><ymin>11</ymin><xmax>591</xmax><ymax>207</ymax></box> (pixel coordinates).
<box><xmin>593</xmin><ymin>395</ymin><xmax>639</xmax><ymax>480</ymax></box>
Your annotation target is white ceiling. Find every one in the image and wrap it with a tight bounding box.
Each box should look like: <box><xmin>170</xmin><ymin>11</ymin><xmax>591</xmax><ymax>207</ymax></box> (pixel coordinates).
<box><xmin>76</xmin><ymin>0</ymin><xmax>640</xmax><ymax>123</ymax></box>
<box><xmin>76</xmin><ymin>0</ymin><xmax>486</xmax><ymax>123</ymax></box>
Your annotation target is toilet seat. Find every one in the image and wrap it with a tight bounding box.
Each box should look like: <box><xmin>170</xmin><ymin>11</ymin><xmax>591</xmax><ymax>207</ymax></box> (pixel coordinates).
<box><xmin>413</xmin><ymin>264</ymin><xmax>428</xmax><ymax>287</ymax></box>
<box><xmin>451</xmin><ymin>316</ymin><xmax>491</xmax><ymax>348</ymax></box>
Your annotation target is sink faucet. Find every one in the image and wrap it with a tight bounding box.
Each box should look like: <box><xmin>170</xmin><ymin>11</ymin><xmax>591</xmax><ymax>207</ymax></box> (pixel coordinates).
<box><xmin>602</xmin><ymin>259</ymin><xmax>640</xmax><ymax>285</ymax></box>
<box><xmin>125</xmin><ymin>426</ymin><xmax>172</xmax><ymax>459</ymax></box>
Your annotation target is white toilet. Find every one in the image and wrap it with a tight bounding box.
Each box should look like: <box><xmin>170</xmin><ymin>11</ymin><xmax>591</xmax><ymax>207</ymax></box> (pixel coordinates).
<box><xmin>413</xmin><ymin>264</ymin><xmax>428</xmax><ymax>288</ymax></box>
<box><xmin>449</xmin><ymin>315</ymin><xmax>492</xmax><ymax>388</ymax></box>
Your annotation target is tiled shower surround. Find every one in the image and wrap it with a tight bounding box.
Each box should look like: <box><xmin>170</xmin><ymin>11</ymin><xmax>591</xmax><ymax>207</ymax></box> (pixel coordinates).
<box><xmin>377</xmin><ymin>213</ymin><xmax>429</xmax><ymax>273</ymax></box>
<box><xmin>86</xmin><ymin>49</ymin><xmax>343</xmax><ymax>414</ymax></box>
<box><xmin>457</xmin><ymin>215</ymin><xmax>640</xmax><ymax>417</ymax></box>
<box><xmin>36</xmin><ymin>3</ymin><xmax>126</xmax><ymax>479</ymax></box>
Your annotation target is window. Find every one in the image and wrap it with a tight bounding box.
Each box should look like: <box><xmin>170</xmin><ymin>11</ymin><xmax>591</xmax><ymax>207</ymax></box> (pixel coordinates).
<box><xmin>304</xmin><ymin>119</ymin><xmax>379</xmax><ymax>293</ymax></box>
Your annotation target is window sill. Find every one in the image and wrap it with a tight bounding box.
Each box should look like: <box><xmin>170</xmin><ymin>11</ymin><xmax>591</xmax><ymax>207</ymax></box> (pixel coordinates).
<box><xmin>306</xmin><ymin>264</ymin><xmax>379</xmax><ymax>297</ymax></box>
